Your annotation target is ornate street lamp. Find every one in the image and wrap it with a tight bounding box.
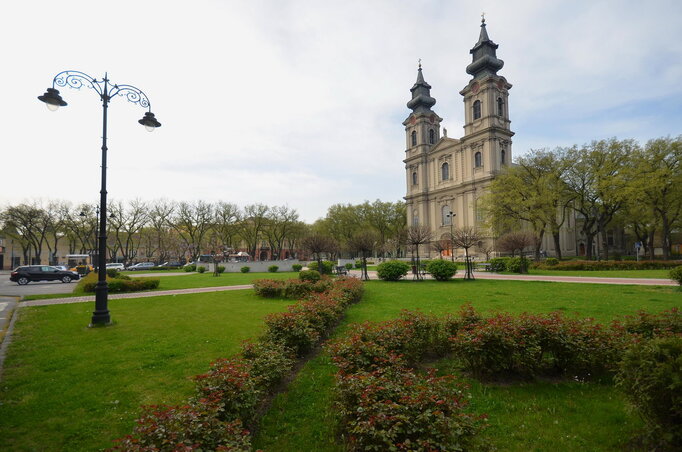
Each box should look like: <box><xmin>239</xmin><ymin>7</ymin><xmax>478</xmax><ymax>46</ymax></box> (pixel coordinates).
<box><xmin>447</xmin><ymin>211</ymin><xmax>456</xmax><ymax>262</ymax></box>
<box><xmin>39</xmin><ymin>71</ymin><xmax>161</xmax><ymax>326</ymax></box>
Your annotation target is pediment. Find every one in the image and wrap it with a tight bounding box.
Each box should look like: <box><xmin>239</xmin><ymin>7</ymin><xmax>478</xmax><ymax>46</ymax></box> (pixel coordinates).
<box><xmin>429</xmin><ymin>137</ymin><xmax>460</xmax><ymax>154</ymax></box>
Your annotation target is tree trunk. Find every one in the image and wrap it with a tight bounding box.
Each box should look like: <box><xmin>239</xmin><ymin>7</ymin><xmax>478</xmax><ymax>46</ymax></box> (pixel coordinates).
<box><xmin>552</xmin><ymin>232</ymin><xmax>562</xmax><ymax>259</ymax></box>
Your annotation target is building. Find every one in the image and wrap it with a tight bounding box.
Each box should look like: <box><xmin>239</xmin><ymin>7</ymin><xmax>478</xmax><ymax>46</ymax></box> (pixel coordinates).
<box><xmin>404</xmin><ymin>17</ymin><xmax>512</xmax><ymax>258</ymax></box>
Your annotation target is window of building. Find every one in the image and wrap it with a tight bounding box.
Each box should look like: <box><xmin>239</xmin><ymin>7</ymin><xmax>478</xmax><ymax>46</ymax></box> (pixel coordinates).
<box><xmin>412</xmin><ymin>211</ymin><xmax>419</xmax><ymax>226</ymax></box>
<box><xmin>497</xmin><ymin>97</ymin><xmax>504</xmax><ymax>116</ymax></box>
<box><xmin>474</xmin><ymin>151</ymin><xmax>482</xmax><ymax>168</ymax></box>
<box><xmin>473</xmin><ymin>100</ymin><xmax>481</xmax><ymax>120</ymax></box>
<box><xmin>429</xmin><ymin>129</ymin><xmax>435</xmax><ymax>144</ymax></box>
<box><xmin>411</xmin><ymin>131</ymin><xmax>417</xmax><ymax>146</ymax></box>
<box><xmin>501</xmin><ymin>149</ymin><xmax>506</xmax><ymax>165</ymax></box>
<box><xmin>412</xmin><ymin>171</ymin><xmax>417</xmax><ymax>185</ymax></box>
<box><xmin>442</xmin><ymin>206</ymin><xmax>452</xmax><ymax>225</ymax></box>
<box><xmin>441</xmin><ymin>162</ymin><xmax>449</xmax><ymax>181</ymax></box>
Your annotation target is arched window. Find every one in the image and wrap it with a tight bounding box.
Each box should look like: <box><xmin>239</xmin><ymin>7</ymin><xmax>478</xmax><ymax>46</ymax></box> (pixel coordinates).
<box><xmin>441</xmin><ymin>162</ymin><xmax>449</xmax><ymax>181</ymax></box>
<box><xmin>473</xmin><ymin>100</ymin><xmax>481</xmax><ymax>120</ymax></box>
<box><xmin>442</xmin><ymin>206</ymin><xmax>452</xmax><ymax>225</ymax></box>
<box><xmin>497</xmin><ymin>97</ymin><xmax>504</xmax><ymax>116</ymax></box>
<box><xmin>411</xmin><ymin>131</ymin><xmax>417</xmax><ymax>146</ymax></box>
<box><xmin>429</xmin><ymin>129</ymin><xmax>435</xmax><ymax>144</ymax></box>
<box><xmin>412</xmin><ymin>171</ymin><xmax>418</xmax><ymax>185</ymax></box>
<box><xmin>412</xmin><ymin>211</ymin><xmax>419</xmax><ymax>226</ymax></box>
<box><xmin>500</xmin><ymin>150</ymin><xmax>506</xmax><ymax>165</ymax></box>
<box><xmin>474</xmin><ymin>151</ymin><xmax>482</xmax><ymax>168</ymax></box>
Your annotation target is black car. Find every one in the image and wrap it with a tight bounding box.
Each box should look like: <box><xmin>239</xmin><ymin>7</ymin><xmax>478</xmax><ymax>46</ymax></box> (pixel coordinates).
<box><xmin>10</xmin><ymin>265</ymin><xmax>81</xmax><ymax>285</ymax></box>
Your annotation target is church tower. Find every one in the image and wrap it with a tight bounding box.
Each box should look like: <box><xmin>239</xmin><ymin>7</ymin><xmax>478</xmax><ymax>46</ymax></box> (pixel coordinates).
<box><xmin>403</xmin><ymin>63</ymin><xmax>442</xmax><ymax>227</ymax></box>
<box><xmin>459</xmin><ymin>17</ymin><xmax>514</xmax><ymax>177</ymax></box>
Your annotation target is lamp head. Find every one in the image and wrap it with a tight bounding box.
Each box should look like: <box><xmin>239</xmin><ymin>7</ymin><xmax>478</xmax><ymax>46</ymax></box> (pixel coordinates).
<box><xmin>38</xmin><ymin>88</ymin><xmax>67</xmax><ymax>111</ymax></box>
<box><xmin>138</xmin><ymin>111</ymin><xmax>162</xmax><ymax>132</ymax></box>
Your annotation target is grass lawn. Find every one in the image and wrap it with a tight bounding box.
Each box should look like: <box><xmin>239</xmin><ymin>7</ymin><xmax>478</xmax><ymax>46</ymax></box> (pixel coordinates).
<box><xmin>2</xmin><ymin>279</ymin><xmax>679</xmax><ymax>451</ymax></box>
<box><xmin>0</xmin><ymin>290</ymin><xmax>291</xmax><ymax>451</ymax></box>
<box><xmin>22</xmin><ymin>272</ymin><xmax>297</xmax><ymax>301</ymax></box>
<box><xmin>253</xmin><ymin>280</ymin><xmax>681</xmax><ymax>451</ymax></box>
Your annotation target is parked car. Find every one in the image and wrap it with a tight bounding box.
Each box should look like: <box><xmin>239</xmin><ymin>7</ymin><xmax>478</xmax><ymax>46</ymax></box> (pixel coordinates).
<box><xmin>126</xmin><ymin>262</ymin><xmax>156</xmax><ymax>271</ymax></box>
<box><xmin>159</xmin><ymin>261</ymin><xmax>183</xmax><ymax>268</ymax></box>
<box><xmin>106</xmin><ymin>263</ymin><xmax>125</xmax><ymax>271</ymax></box>
<box><xmin>10</xmin><ymin>265</ymin><xmax>81</xmax><ymax>285</ymax></box>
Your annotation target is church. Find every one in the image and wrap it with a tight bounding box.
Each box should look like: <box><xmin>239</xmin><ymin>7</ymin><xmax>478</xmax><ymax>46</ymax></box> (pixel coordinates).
<box><xmin>403</xmin><ymin>17</ymin><xmax>513</xmax><ymax>258</ymax></box>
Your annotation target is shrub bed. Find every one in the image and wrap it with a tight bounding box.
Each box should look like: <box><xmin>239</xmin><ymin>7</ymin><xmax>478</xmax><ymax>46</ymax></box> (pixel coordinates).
<box><xmin>327</xmin><ymin>305</ymin><xmax>681</xmax><ymax>450</ymax></box>
<box><xmin>615</xmin><ymin>335</ymin><xmax>682</xmax><ymax>450</ymax></box>
<box><xmin>670</xmin><ymin>265</ymin><xmax>682</xmax><ymax>285</ymax></box>
<box><xmin>532</xmin><ymin>259</ymin><xmax>682</xmax><ymax>271</ymax></box>
<box><xmin>115</xmin><ymin>277</ymin><xmax>364</xmax><ymax>450</ymax></box>
<box><xmin>488</xmin><ymin>257</ymin><xmax>510</xmax><ymax>272</ymax></box>
<box><xmin>78</xmin><ymin>272</ymin><xmax>159</xmax><ymax>294</ymax></box>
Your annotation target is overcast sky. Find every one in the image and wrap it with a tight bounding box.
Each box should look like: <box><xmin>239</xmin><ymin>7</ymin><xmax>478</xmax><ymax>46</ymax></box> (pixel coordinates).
<box><xmin>2</xmin><ymin>0</ymin><xmax>681</xmax><ymax>223</ymax></box>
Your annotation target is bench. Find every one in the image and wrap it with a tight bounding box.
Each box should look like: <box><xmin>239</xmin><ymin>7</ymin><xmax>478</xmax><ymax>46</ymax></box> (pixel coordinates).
<box><xmin>477</xmin><ymin>263</ymin><xmax>492</xmax><ymax>272</ymax></box>
<box><xmin>335</xmin><ymin>266</ymin><xmax>348</xmax><ymax>276</ymax></box>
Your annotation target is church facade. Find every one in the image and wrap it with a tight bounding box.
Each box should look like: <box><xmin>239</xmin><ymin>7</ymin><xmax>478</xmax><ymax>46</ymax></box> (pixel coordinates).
<box><xmin>403</xmin><ymin>18</ymin><xmax>512</xmax><ymax>258</ymax></box>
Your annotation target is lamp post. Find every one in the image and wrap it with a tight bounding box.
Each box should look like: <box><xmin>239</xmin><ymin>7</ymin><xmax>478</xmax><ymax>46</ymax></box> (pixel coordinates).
<box><xmin>39</xmin><ymin>71</ymin><xmax>161</xmax><ymax>326</ymax></box>
<box><xmin>447</xmin><ymin>211</ymin><xmax>456</xmax><ymax>262</ymax></box>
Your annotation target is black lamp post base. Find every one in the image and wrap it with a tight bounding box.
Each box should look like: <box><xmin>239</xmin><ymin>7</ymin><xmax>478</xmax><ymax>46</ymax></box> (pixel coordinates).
<box><xmin>89</xmin><ymin>310</ymin><xmax>111</xmax><ymax>327</ymax></box>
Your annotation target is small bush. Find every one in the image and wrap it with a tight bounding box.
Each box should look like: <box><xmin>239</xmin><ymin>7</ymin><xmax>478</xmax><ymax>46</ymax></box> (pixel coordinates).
<box><xmin>506</xmin><ymin>256</ymin><xmax>530</xmax><ymax>273</ymax></box>
<box><xmin>299</xmin><ymin>269</ymin><xmax>321</xmax><ymax>282</ymax></box>
<box><xmin>355</xmin><ymin>260</ymin><xmax>363</xmax><ymax>268</ymax></box>
<box><xmin>488</xmin><ymin>257</ymin><xmax>510</xmax><ymax>272</ymax></box>
<box><xmin>670</xmin><ymin>265</ymin><xmax>682</xmax><ymax>286</ymax></box>
<box><xmin>197</xmin><ymin>266</ymin><xmax>206</xmax><ymax>273</ymax></box>
<box><xmin>240</xmin><ymin>266</ymin><xmax>250</xmax><ymax>273</ymax></box>
<box><xmin>217</xmin><ymin>265</ymin><xmax>225</xmax><ymax>274</ymax></box>
<box><xmin>106</xmin><ymin>268</ymin><xmax>121</xmax><ymax>278</ymax></box>
<box><xmin>267</xmin><ymin>265</ymin><xmax>279</xmax><ymax>273</ymax></box>
<box><xmin>425</xmin><ymin>259</ymin><xmax>458</xmax><ymax>281</ymax></box>
<box><xmin>292</xmin><ymin>264</ymin><xmax>303</xmax><ymax>272</ymax></box>
<box><xmin>283</xmin><ymin>279</ymin><xmax>313</xmax><ymax>299</ymax></box>
<box><xmin>376</xmin><ymin>260</ymin><xmax>410</xmax><ymax>281</ymax></box>
<box><xmin>344</xmin><ymin>262</ymin><xmax>353</xmax><ymax>270</ymax></box>
<box><xmin>545</xmin><ymin>257</ymin><xmax>559</xmax><ymax>266</ymax></box>
<box><xmin>184</xmin><ymin>264</ymin><xmax>196</xmax><ymax>272</ymax></box>
<box><xmin>252</xmin><ymin>279</ymin><xmax>286</xmax><ymax>298</ymax></box>
<box><xmin>307</xmin><ymin>260</ymin><xmax>334</xmax><ymax>275</ymax></box>
<box><xmin>111</xmin><ymin>404</ymin><xmax>251</xmax><ymax>451</ymax></box>
<box><xmin>615</xmin><ymin>336</ymin><xmax>682</xmax><ymax>449</ymax></box>
<box><xmin>241</xmin><ymin>340</ymin><xmax>295</xmax><ymax>390</ymax></box>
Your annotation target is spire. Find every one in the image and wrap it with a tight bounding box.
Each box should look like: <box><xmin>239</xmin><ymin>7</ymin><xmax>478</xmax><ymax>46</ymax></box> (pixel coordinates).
<box><xmin>466</xmin><ymin>16</ymin><xmax>504</xmax><ymax>79</ymax></box>
<box><xmin>407</xmin><ymin>61</ymin><xmax>436</xmax><ymax>113</ymax></box>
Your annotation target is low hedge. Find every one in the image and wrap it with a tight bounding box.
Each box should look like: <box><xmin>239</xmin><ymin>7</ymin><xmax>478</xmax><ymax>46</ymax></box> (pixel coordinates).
<box><xmin>78</xmin><ymin>272</ymin><xmax>159</xmax><ymax>294</ymax></box>
<box><xmin>488</xmin><ymin>257</ymin><xmax>510</xmax><ymax>272</ymax></box>
<box><xmin>533</xmin><ymin>259</ymin><xmax>682</xmax><ymax>271</ymax></box>
<box><xmin>670</xmin><ymin>265</ymin><xmax>682</xmax><ymax>285</ymax></box>
<box><xmin>615</xmin><ymin>335</ymin><xmax>682</xmax><ymax>450</ymax></box>
<box><xmin>116</xmin><ymin>277</ymin><xmax>364</xmax><ymax>450</ymax></box>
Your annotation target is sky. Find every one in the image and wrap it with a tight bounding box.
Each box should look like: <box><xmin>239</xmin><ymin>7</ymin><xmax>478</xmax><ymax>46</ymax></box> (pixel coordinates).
<box><xmin>2</xmin><ymin>0</ymin><xmax>681</xmax><ymax>223</ymax></box>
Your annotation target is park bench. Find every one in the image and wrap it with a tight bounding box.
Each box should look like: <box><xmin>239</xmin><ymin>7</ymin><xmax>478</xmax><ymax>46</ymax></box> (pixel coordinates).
<box><xmin>477</xmin><ymin>263</ymin><xmax>492</xmax><ymax>272</ymax></box>
<box><xmin>335</xmin><ymin>266</ymin><xmax>348</xmax><ymax>276</ymax></box>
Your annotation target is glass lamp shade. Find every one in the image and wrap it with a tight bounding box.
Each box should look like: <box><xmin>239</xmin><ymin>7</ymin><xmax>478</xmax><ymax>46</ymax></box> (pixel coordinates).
<box><xmin>46</xmin><ymin>102</ymin><xmax>60</xmax><ymax>112</ymax></box>
<box><xmin>144</xmin><ymin>124</ymin><xmax>156</xmax><ymax>132</ymax></box>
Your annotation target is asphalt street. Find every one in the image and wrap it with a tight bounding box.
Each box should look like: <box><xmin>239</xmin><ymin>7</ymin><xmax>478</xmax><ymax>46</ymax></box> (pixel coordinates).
<box><xmin>0</xmin><ymin>271</ymin><xmax>77</xmax><ymax>297</ymax></box>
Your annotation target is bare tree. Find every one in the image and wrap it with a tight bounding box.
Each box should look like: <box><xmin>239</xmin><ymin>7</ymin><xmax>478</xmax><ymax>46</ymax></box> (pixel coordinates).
<box><xmin>476</xmin><ymin>240</ymin><xmax>495</xmax><ymax>261</ymax></box>
<box><xmin>301</xmin><ymin>233</ymin><xmax>337</xmax><ymax>272</ymax></box>
<box><xmin>172</xmin><ymin>201</ymin><xmax>214</xmax><ymax>262</ymax></box>
<box><xmin>236</xmin><ymin>204</ymin><xmax>269</xmax><ymax>261</ymax></box>
<box><xmin>214</xmin><ymin>201</ymin><xmax>240</xmax><ymax>252</ymax></box>
<box><xmin>406</xmin><ymin>225</ymin><xmax>432</xmax><ymax>280</ymax></box>
<box><xmin>451</xmin><ymin>227</ymin><xmax>483</xmax><ymax>280</ymax></box>
<box><xmin>430</xmin><ymin>239</ymin><xmax>450</xmax><ymax>259</ymax></box>
<box><xmin>497</xmin><ymin>230</ymin><xmax>535</xmax><ymax>257</ymax></box>
<box><xmin>263</xmin><ymin>205</ymin><xmax>299</xmax><ymax>260</ymax></box>
<box><xmin>348</xmin><ymin>231</ymin><xmax>378</xmax><ymax>280</ymax></box>
<box><xmin>147</xmin><ymin>200</ymin><xmax>175</xmax><ymax>264</ymax></box>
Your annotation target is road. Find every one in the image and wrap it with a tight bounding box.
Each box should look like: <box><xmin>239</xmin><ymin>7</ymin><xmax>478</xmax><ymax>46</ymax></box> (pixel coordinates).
<box><xmin>0</xmin><ymin>271</ymin><xmax>77</xmax><ymax>297</ymax></box>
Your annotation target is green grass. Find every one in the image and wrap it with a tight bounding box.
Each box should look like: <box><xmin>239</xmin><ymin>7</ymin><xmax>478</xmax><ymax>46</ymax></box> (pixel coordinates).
<box><xmin>254</xmin><ymin>280</ymin><xmax>680</xmax><ymax>451</ymax></box>
<box><xmin>0</xmin><ymin>290</ymin><xmax>290</xmax><ymax>451</ymax></box>
<box><xmin>3</xmin><ymin>279</ymin><xmax>680</xmax><ymax>451</ymax></box>
<box><xmin>21</xmin><ymin>272</ymin><xmax>297</xmax><ymax>301</ymax></box>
